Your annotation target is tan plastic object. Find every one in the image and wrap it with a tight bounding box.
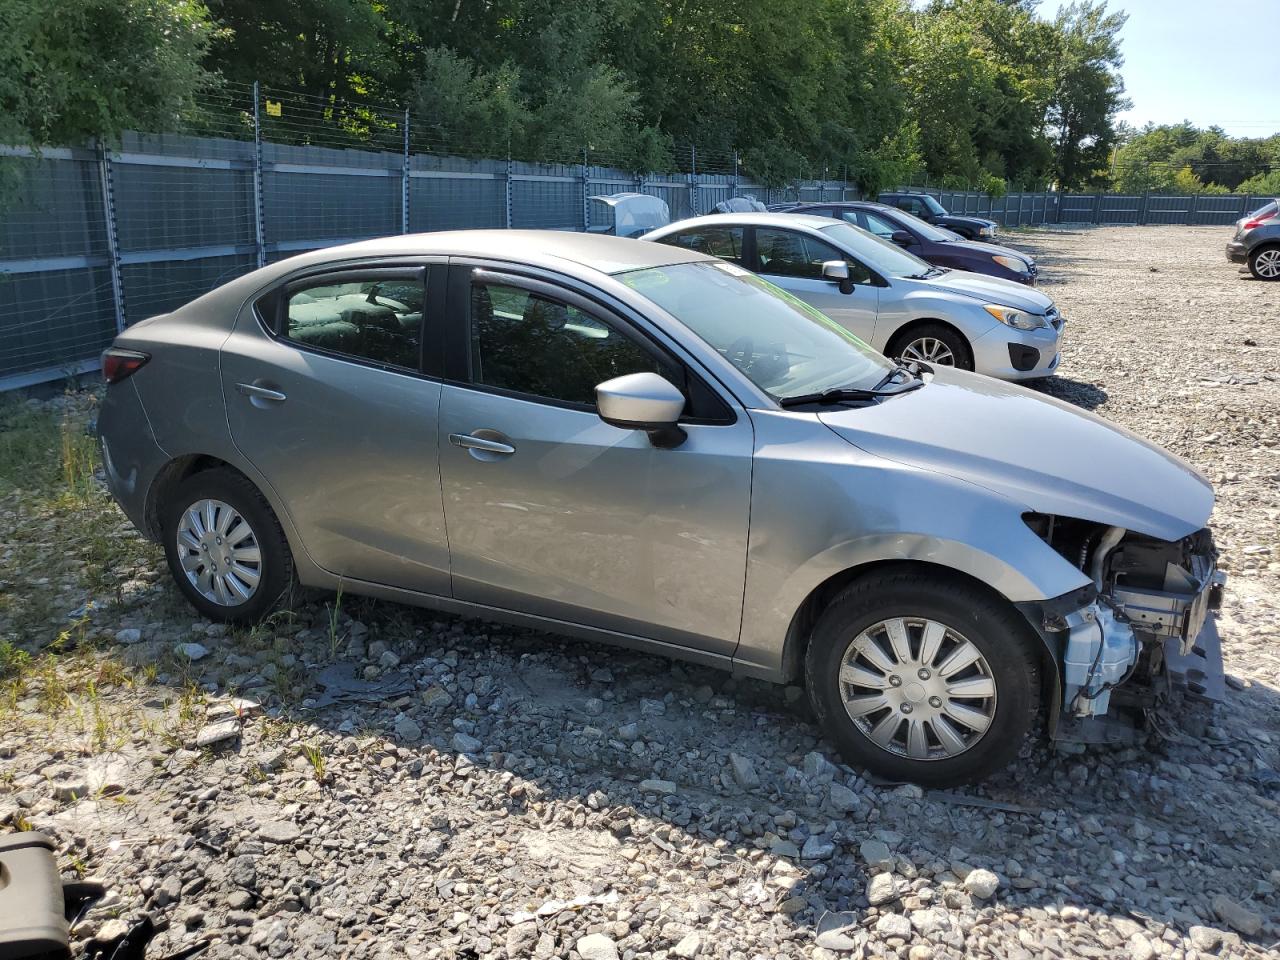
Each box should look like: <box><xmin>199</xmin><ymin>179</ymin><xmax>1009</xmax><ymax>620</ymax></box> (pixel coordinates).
<box><xmin>0</xmin><ymin>832</ymin><xmax>70</xmax><ymax>960</ymax></box>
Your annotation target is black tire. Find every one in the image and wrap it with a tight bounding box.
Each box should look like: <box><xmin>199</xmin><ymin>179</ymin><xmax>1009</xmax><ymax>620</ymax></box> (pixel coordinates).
<box><xmin>804</xmin><ymin>569</ymin><xmax>1040</xmax><ymax>786</ymax></box>
<box><xmin>1247</xmin><ymin>244</ymin><xmax>1280</xmax><ymax>281</ymax></box>
<box><xmin>889</xmin><ymin>322</ymin><xmax>974</xmax><ymax>371</ymax></box>
<box><xmin>161</xmin><ymin>468</ymin><xmax>296</xmax><ymax>624</ymax></box>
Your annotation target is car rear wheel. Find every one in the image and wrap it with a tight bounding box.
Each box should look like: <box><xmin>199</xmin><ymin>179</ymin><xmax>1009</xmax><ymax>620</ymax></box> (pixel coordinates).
<box><xmin>1248</xmin><ymin>245</ymin><xmax>1280</xmax><ymax>280</ymax></box>
<box><xmin>161</xmin><ymin>468</ymin><xmax>296</xmax><ymax>624</ymax></box>
<box><xmin>891</xmin><ymin>323</ymin><xmax>973</xmax><ymax>370</ymax></box>
<box><xmin>804</xmin><ymin>570</ymin><xmax>1040</xmax><ymax>786</ymax></box>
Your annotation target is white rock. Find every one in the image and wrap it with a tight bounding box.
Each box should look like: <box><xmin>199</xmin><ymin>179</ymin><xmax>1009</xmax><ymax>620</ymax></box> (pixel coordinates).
<box><xmin>867</xmin><ymin>872</ymin><xmax>906</xmax><ymax>905</ymax></box>
<box><xmin>672</xmin><ymin>931</ymin><xmax>702</xmax><ymax>958</ymax></box>
<box><xmin>963</xmin><ymin>868</ymin><xmax>1000</xmax><ymax>899</ymax></box>
<box><xmin>576</xmin><ymin>933</ymin><xmax>619</xmax><ymax>960</ymax></box>
<box><xmin>194</xmin><ymin>719</ymin><xmax>240</xmax><ymax>748</ymax></box>
<box><xmin>875</xmin><ymin>913</ymin><xmax>913</xmax><ymax>940</ymax></box>
<box><xmin>1127</xmin><ymin>932</ymin><xmax>1155</xmax><ymax>960</ymax></box>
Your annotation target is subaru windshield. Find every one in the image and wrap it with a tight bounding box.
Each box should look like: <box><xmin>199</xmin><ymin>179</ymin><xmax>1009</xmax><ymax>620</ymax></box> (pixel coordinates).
<box><xmin>616</xmin><ymin>260</ymin><xmax>897</xmax><ymax>402</ymax></box>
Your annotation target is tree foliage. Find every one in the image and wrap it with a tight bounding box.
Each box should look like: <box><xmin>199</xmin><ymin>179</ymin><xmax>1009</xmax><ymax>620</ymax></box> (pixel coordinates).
<box><xmin>2</xmin><ymin>0</ymin><xmax>1148</xmax><ymax>190</ymax></box>
<box><xmin>1112</xmin><ymin>122</ymin><xmax>1280</xmax><ymax>194</ymax></box>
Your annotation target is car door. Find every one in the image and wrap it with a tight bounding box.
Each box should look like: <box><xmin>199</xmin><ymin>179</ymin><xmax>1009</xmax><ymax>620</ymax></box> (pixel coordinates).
<box><xmin>436</xmin><ymin>263</ymin><xmax>754</xmax><ymax>659</ymax></box>
<box><xmin>220</xmin><ymin>261</ymin><xmax>452</xmax><ymax>595</ymax></box>
<box><xmin>752</xmin><ymin>227</ymin><xmax>879</xmax><ymax>343</ymax></box>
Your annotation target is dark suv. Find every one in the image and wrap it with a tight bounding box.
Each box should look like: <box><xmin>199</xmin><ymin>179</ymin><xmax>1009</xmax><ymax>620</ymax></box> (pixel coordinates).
<box><xmin>1226</xmin><ymin>199</ymin><xmax>1280</xmax><ymax>280</ymax></box>
<box><xmin>878</xmin><ymin>192</ymin><xmax>997</xmax><ymax>240</ymax></box>
<box><xmin>778</xmin><ymin>201</ymin><xmax>1038</xmax><ymax>285</ymax></box>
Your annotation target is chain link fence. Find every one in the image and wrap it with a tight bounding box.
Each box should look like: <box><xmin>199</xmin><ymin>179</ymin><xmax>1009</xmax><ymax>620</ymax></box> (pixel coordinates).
<box><xmin>1</xmin><ymin>81</ymin><xmax>1275</xmax><ymax>390</ymax></box>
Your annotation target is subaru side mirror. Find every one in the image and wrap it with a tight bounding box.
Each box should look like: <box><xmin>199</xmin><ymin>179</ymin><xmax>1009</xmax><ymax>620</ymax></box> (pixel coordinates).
<box><xmin>821</xmin><ymin>260</ymin><xmax>855</xmax><ymax>295</ymax></box>
<box><xmin>596</xmin><ymin>372</ymin><xmax>687</xmax><ymax>448</ymax></box>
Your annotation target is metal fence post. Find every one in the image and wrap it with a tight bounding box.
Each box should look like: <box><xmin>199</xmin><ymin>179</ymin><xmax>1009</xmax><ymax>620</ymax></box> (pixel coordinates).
<box><xmin>1189</xmin><ymin>192</ymin><xmax>1200</xmax><ymax>226</ymax></box>
<box><xmin>96</xmin><ymin>140</ymin><xmax>126</xmax><ymax>333</ymax></box>
<box><xmin>504</xmin><ymin>154</ymin><xmax>513</xmax><ymax>229</ymax></box>
<box><xmin>581</xmin><ymin>148</ymin><xmax>591</xmax><ymax>232</ymax></box>
<box><xmin>251</xmin><ymin>81</ymin><xmax>267</xmax><ymax>268</ymax></box>
<box><xmin>1139</xmin><ymin>191</ymin><xmax>1148</xmax><ymax>225</ymax></box>
<box><xmin>689</xmin><ymin>144</ymin><xmax>699</xmax><ymax>216</ymax></box>
<box><xmin>401</xmin><ymin>108</ymin><xmax>411</xmax><ymax>234</ymax></box>
<box><xmin>731</xmin><ymin>152</ymin><xmax>739</xmax><ymax>199</ymax></box>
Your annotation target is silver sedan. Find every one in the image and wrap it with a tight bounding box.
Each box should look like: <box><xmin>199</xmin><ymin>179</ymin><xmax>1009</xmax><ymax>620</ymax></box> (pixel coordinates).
<box><xmin>97</xmin><ymin>230</ymin><xmax>1220</xmax><ymax>785</ymax></box>
<box><xmin>643</xmin><ymin>213</ymin><xmax>1064</xmax><ymax>380</ymax></box>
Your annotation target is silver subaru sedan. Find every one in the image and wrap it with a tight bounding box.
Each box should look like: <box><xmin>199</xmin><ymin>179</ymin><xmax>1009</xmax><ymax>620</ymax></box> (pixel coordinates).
<box><xmin>97</xmin><ymin>231</ymin><xmax>1221</xmax><ymax>785</ymax></box>
<box><xmin>643</xmin><ymin>213</ymin><xmax>1063</xmax><ymax>380</ymax></box>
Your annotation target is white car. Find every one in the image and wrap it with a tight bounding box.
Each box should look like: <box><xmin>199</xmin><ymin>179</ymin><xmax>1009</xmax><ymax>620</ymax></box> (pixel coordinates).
<box><xmin>643</xmin><ymin>213</ymin><xmax>1063</xmax><ymax>380</ymax></box>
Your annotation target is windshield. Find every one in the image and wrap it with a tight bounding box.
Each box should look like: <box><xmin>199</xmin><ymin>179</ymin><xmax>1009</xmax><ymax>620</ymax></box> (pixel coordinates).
<box><xmin>815</xmin><ymin>221</ymin><xmax>936</xmax><ymax>278</ymax></box>
<box><xmin>922</xmin><ymin>195</ymin><xmax>948</xmax><ymax>216</ymax></box>
<box><xmin>878</xmin><ymin>207</ymin><xmax>956</xmax><ymax>242</ymax></box>
<box><xmin>617</xmin><ymin>260</ymin><xmax>895</xmax><ymax>400</ymax></box>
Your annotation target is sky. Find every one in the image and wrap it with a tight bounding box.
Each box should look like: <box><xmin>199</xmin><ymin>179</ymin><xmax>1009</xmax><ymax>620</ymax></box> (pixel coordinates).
<box><xmin>1037</xmin><ymin>0</ymin><xmax>1280</xmax><ymax>138</ymax></box>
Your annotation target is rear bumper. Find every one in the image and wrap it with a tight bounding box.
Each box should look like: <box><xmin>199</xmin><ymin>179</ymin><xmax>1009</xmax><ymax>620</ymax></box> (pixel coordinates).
<box><xmin>97</xmin><ymin>380</ymin><xmax>169</xmax><ymax>538</ymax></box>
<box><xmin>1226</xmin><ymin>240</ymin><xmax>1248</xmax><ymax>264</ymax></box>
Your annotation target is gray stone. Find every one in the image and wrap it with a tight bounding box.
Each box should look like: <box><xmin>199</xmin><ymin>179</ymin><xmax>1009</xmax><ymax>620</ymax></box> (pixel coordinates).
<box><xmin>868</xmin><ymin>872</ymin><xmax>906</xmax><ymax>906</ymax></box>
<box><xmin>875</xmin><ymin>913</ymin><xmax>913</xmax><ymax>940</ymax></box>
<box><xmin>576</xmin><ymin>933</ymin><xmax>619</xmax><ymax>960</ymax></box>
<box><xmin>95</xmin><ymin>918</ymin><xmax>131</xmax><ymax>942</ymax></box>
<box><xmin>672</xmin><ymin>931</ymin><xmax>702</xmax><ymax>958</ymax></box>
<box><xmin>638</xmin><ymin>778</ymin><xmax>677</xmax><ymax>794</ymax></box>
<box><xmin>114</xmin><ymin>628</ymin><xmax>142</xmax><ymax>645</ymax></box>
<box><xmin>803</xmin><ymin>751</ymin><xmax>835</xmax><ymax>780</ymax></box>
<box><xmin>1187</xmin><ymin>926</ymin><xmax>1223</xmax><ymax>952</ymax></box>
<box><xmin>229</xmin><ymin>855</ymin><xmax>256</xmax><ymax>887</ymax></box>
<box><xmin>729</xmin><ymin>753</ymin><xmax>760</xmax><ymax>789</ymax></box>
<box><xmin>829</xmin><ymin>781</ymin><xmax>861</xmax><ymax>814</ymax></box>
<box><xmin>584</xmin><ymin>697</ymin><xmax>605</xmax><ymax>716</ymax></box>
<box><xmin>174</xmin><ymin>642</ymin><xmax>209</xmax><ymax>661</ymax></box>
<box><xmin>640</xmin><ymin>698</ymin><xmax>666</xmax><ymax>717</ymax></box>
<box><xmin>801</xmin><ymin>834</ymin><xmax>835</xmax><ymax>860</ymax></box>
<box><xmin>1212</xmin><ymin>894</ymin><xmax>1263</xmax><ymax>936</ymax></box>
<box><xmin>258</xmin><ymin>820</ymin><xmax>301</xmax><ymax>844</ymax></box>
<box><xmin>617</xmin><ymin>722</ymin><xmax>639</xmax><ymax>741</ymax></box>
<box><xmin>421</xmin><ymin>685</ymin><xmax>452</xmax><ymax>708</ymax></box>
<box><xmin>378</xmin><ymin>649</ymin><xmax>401</xmax><ymax>670</ymax></box>
<box><xmin>859</xmin><ymin>838</ymin><xmax>893</xmax><ymax>871</ymax></box>
<box><xmin>451</xmin><ymin>731</ymin><xmax>482</xmax><ymax>753</ymax></box>
<box><xmin>194</xmin><ymin>719</ymin><xmax>240</xmax><ymax>748</ymax></box>
<box><xmin>963</xmin><ymin>868</ymin><xmax>1000</xmax><ymax>899</ymax></box>
<box><xmin>394</xmin><ymin>714</ymin><xmax>422</xmax><ymax>741</ymax></box>
<box><xmin>815</xmin><ymin>911</ymin><xmax>863</xmax><ymax>951</ymax></box>
<box><xmin>505</xmin><ymin>921</ymin><xmax>539</xmax><ymax>958</ymax></box>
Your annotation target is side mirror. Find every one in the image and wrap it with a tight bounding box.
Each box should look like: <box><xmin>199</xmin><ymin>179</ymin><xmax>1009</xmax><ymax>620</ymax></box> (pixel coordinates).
<box><xmin>890</xmin><ymin>230</ymin><xmax>914</xmax><ymax>248</ymax></box>
<box><xmin>821</xmin><ymin>260</ymin><xmax>855</xmax><ymax>295</ymax></box>
<box><xmin>596</xmin><ymin>372</ymin><xmax>687</xmax><ymax>448</ymax></box>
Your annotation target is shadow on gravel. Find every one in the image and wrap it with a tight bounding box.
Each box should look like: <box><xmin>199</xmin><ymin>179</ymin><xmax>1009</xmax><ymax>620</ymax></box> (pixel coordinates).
<box><xmin>1028</xmin><ymin>376</ymin><xmax>1109</xmax><ymax>410</ymax></box>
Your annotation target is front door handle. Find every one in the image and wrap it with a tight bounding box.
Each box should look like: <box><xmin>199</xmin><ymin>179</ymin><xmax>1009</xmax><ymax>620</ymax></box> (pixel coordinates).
<box><xmin>449</xmin><ymin>433</ymin><xmax>515</xmax><ymax>455</ymax></box>
<box><xmin>235</xmin><ymin>382</ymin><xmax>287</xmax><ymax>403</ymax></box>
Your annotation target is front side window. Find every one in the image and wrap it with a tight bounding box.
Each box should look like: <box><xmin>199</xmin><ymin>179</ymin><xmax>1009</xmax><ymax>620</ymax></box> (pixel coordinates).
<box><xmin>755</xmin><ymin>228</ymin><xmax>846</xmax><ymax>279</ymax></box>
<box><xmin>661</xmin><ymin>226</ymin><xmax>747</xmax><ymax>265</ymax></box>
<box><xmin>285</xmin><ymin>276</ymin><xmax>424</xmax><ymax>369</ymax></box>
<box><xmin>470</xmin><ymin>282</ymin><xmax>676</xmax><ymax>406</ymax></box>
<box><xmin>618</xmin><ymin>260</ymin><xmax>894</xmax><ymax>400</ymax></box>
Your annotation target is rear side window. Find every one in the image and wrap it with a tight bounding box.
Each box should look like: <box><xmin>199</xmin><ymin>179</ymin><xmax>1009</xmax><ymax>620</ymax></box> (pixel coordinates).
<box><xmin>862</xmin><ymin>211</ymin><xmax>899</xmax><ymax>238</ymax></box>
<box><xmin>284</xmin><ymin>275</ymin><xmax>424</xmax><ymax>369</ymax></box>
<box><xmin>470</xmin><ymin>282</ymin><xmax>678</xmax><ymax>406</ymax></box>
<box><xmin>659</xmin><ymin>226</ymin><xmax>746</xmax><ymax>265</ymax></box>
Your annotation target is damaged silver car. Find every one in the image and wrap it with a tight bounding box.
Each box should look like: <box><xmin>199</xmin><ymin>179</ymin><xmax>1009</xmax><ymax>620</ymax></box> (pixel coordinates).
<box><xmin>95</xmin><ymin>231</ymin><xmax>1223</xmax><ymax>785</ymax></box>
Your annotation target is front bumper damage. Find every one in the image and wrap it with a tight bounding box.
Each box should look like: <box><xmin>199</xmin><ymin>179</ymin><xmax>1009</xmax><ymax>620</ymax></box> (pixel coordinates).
<box><xmin>1020</xmin><ymin>523</ymin><xmax>1226</xmax><ymax>745</ymax></box>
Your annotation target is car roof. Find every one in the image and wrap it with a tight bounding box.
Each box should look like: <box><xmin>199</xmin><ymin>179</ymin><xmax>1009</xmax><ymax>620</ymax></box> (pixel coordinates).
<box><xmin>652</xmin><ymin>212</ymin><xmax>841</xmax><ymax>231</ymax></box>
<box><xmin>794</xmin><ymin>201</ymin><xmax>898</xmax><ymax>213</ymax></box>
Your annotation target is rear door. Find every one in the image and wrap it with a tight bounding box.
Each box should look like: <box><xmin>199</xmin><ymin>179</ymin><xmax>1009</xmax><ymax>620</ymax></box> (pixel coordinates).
<box><xmin>220</xmin><ymin>260</ymin><xmax>452</xmax><ymax>594</ymax></box>
<box><xmin>752</xmin><ymin>227</ymin><xmax>879</xmax><ymax>343</ymax></box>
<box><xmin>436</xmin><ymin>262</ymin><xmax>754</xmax><ymax>659</ymax></box>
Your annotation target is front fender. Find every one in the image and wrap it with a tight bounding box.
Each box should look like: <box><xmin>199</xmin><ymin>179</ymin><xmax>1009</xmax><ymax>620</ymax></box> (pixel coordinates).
<box><xmin>731</xmin><ymin>410</ymin><xmax>1091</xmax><ymax>681</ymax></box>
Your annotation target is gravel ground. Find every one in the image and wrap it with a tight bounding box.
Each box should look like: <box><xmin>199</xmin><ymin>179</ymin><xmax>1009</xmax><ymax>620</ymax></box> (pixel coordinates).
<box><xmin>1</xmin><ymin>225</ymin><xmax>1278</xmax><ymax>960</ymax></box>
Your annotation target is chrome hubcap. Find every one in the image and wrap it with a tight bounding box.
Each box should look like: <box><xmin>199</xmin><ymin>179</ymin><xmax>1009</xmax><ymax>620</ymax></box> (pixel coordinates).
<box><xmin>176</xmin><ymin>499</ymin><xmax>262</xmax><ymax>606</ymax></box>
<box><xmin>839</xmin><ymin>618</ymin><xmax>997</xmax><ymax>761</ymax></box>
<box><xmin>1256</xmin><ymin>249</ymin><xmax>1280</xmax><ymax>278</ymax></box>
<box><xmin>899</xmin><ymin>337</ymin><xmax>956</xmax><ymax>365</ymax></box>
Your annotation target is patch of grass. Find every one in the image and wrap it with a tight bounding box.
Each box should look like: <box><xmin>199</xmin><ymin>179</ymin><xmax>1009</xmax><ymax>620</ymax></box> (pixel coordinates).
<box><xmin>0</xmin><ymin>400</ymin><xmax>60</xmax><ymax>494</ymax></box>
<box><xmin>301</xmin><ymin>743</ymin><xmax>327</xmax><ymax>783</ymax></box>
<box><xmin>328</xmin><ymin>581</ymin><xmax>345</xmax><ymax>660</ymax></box>
<box><xmin>0</xmin><ymin>640</ymin><xmax>30</xmax><ymax>681</ymax></box>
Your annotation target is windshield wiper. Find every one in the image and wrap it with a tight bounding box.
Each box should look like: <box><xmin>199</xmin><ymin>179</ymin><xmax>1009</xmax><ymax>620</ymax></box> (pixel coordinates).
<box><xmin>871</xmin><ymin>359</ymin><xmax>930</xmax><ymax>390</ymax></box>
<box><xmin>906</xmin><ymin>266</ymin><xmax>949</xmax><ymax>280</ymax></box>
<box><xmin>778</xmin><ymin>378</ymin><xmax>923</xmax><ymax>408</ymax></box>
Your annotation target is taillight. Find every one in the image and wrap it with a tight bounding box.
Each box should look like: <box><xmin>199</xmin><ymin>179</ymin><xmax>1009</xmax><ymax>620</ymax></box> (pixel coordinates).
<box><xmin>101</xmin><ymin>348</ymin><xmax>150</xmax><ymax>384</ymax></box>
<box><xmin>1244</xmin><ymin>212</ymin><xmax>1277</xmax><ymax>230</ymax></box>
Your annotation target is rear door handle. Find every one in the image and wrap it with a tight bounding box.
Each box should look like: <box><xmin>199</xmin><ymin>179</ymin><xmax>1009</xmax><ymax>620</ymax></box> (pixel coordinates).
<box><xmin>235</xmin><ymin>382</ymin><xmax>287</xmax><ymax>403</ymax></box>
<box><xmin>449</xmin><ymin>433</ymin><xmax>515</xmax><ymax>455</ymax></box>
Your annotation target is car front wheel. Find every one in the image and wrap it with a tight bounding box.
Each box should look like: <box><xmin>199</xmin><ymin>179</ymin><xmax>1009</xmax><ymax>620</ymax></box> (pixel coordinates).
<box><xmin>891</xmin><ymin>323</ymin><xmax>973</xmax><ymax>370</ymax></box>
<box><xmin>161</xmin><ymin>468</ymin><xmax>296</xmax><ymax>624</ymax></box>
<box><xmin>1248</xmin><ymin>245</ymin><xmax>1280</xmax><ymax>280</ymax></box>
<box><xmin>805</xmin><ymin>569</ymin><xmax>1040</xmax><ymax>786</ymax></box>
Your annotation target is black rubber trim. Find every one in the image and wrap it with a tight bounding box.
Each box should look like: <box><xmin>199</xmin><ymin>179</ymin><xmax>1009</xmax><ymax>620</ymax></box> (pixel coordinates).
<box><xmin>1008</xmin><ymin>343</ymin><xmax>1040</xmax><ymax>372</ymax></box>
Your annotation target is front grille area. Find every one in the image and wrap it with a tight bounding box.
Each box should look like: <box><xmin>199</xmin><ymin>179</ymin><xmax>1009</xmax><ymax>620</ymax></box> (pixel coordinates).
<box><xmin>1044</xmin><ymin>306</ymin><xmax>1062</xmax><ymax>330</ymax></box>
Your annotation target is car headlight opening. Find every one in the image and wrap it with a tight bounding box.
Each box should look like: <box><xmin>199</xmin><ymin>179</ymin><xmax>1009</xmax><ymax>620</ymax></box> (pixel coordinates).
<box><xmin>983</xmin><ymin>303</ymin><xmax>1047</xmax><ymax>330</ymax></box>
<box><xmin>991</xmin><ymin>254</ymin><xmax>1028</xmax><ymax>273</ymax></box>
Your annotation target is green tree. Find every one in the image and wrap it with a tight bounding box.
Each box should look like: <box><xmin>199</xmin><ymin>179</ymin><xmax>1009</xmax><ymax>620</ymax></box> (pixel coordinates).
<box><xmin>0</xmin><ymin>0</ymin><xmax>219</xmax><ymax>148</ymax></box>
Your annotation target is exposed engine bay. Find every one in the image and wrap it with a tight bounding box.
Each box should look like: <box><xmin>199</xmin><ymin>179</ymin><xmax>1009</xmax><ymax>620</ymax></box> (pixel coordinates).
<box><xmin>1024</xmin><ymin>514</ymin><xmax>1225</xmax><ymax>742</ymax></box>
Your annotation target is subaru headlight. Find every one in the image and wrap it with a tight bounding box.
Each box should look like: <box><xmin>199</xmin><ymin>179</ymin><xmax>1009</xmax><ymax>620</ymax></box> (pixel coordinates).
<box><xmin>992</xmin><ymin>254</ymin><xmax>1028</xmax><ymax>273</ymax></box>
<box><xmin>979</xmin><ymin>225</ymin><xmax>995</xmax><ymax>237</ymax></box>
<box><xmin>983</xmin><ymin>304</ymin><xmax>1047</xmax><ymax>330</ymax></box>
